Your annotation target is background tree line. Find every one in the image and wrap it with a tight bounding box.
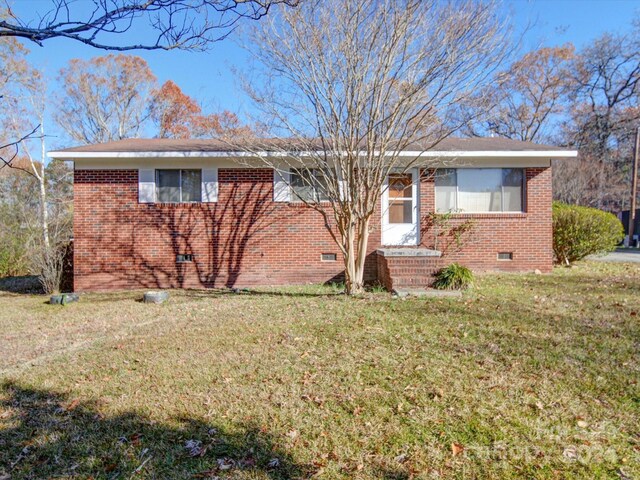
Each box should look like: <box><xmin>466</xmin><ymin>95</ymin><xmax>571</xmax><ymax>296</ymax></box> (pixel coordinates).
<box><xmin>464</xmin><ymin>20</ymin><xmax>640</xmax><ymax>212</ymax></box>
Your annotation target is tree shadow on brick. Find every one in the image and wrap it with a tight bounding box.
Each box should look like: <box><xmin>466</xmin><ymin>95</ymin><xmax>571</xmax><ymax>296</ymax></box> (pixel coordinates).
<box><xmin>75</xmin><ymin>169</ymin><xmax>356</xmax><ymax>291</ymax></box>
<box><xmin>94</xmin><ymin>172</ymin><xmax>279</xmax><ymax>290</ymax></box>
<box><xmin>0</xmin><ymin>380</ymin><xmax>315</xmax><ymax>479</ymax></box>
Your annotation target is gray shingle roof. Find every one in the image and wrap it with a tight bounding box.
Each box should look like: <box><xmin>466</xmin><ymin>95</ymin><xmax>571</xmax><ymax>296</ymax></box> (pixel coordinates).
<box><xmin>51</xmin><ymin>137</ymin><xmax>572</xmax><ymax>154</ymax></box>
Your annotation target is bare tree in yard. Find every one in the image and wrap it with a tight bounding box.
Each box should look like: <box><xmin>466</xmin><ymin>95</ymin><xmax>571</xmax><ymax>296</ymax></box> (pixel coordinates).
<box><xmin>56</xmin><ymin>54</ymin><xmax>158</xmax><ymax>144</ymax></box>
<box><xmin>241</xmin><ymin>0</ymin><xmax>512</xmax><ymax>294</ymax></box>
<box><xmin>0</xmin><ymin>0</ymin><xmax>298</xmax><ymax>51</ymax></box>
<box><xmin>561</xmin><ymin>26</ymin><xmax>640</xmax><ymax>210</ymax></box>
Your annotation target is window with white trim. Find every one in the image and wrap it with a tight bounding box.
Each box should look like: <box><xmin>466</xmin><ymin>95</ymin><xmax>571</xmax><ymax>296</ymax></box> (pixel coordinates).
<box><xmin>290</xmin><ymin>168</ymin><xmax>330</xmax><ymax>202</ymax></box>
<box><xmin>156</xmin><ymin>169</ymin><xmax>202</xmax><ymax>203</ymax></box>
<box><xmin>435</xmin><ymin>168</ymin><xmax>524</xmax><ymax>213</ymax></box>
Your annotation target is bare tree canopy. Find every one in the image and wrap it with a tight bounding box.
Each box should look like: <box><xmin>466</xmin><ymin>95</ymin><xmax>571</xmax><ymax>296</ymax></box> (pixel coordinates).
<box><xmin>557</xmin><ymin>23</ymin><xmax>640</xmax><ymax>210</ymax></box>
<box><xmin>55</xmin><ymin>54</ymin><xmax>157</xmax><ymax>144</ymax></box>
<box><xmin>0</xmin><ymin>0</ymin><xmax>298</xmax><ymax>51</ymax></box>
<box><xmin>466</xmin><ymin>44</ymin><xmax>575</xmax><ymax>142</ymax></box>
<box><xmin>242</xmin><ymin>0</ymin><xmax>512</xmax><ymax>294</ymax></box>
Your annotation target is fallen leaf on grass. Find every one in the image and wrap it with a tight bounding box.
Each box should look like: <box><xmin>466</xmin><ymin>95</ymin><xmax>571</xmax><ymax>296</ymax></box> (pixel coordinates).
<box><xmin>563</xmin><ymin>446</ymin><xmax>577</xmax><ymax>460</ymax></box>
<box><xmin>394</xmin><ymin>453</ymin><xmax>408</xmax><ymax>463</ymax></box>
<box><xmin>185</xmin><ymin>439</ymin><xmax>204</xmax><ymax>457</ymax></box>
<box><xmin>451</xmin><ymin>443</ymin><xmax>464</xmax><ymax>456</ymax></box>
<box><xmin>217</xmin><ymin>458</ymin><xmax>235</xmax><ymax>470</ymax></box>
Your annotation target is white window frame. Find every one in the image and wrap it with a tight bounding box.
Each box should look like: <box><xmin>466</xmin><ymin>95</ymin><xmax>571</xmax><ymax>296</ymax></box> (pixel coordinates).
<box><xmin>435</xmin><ymin>168</ymin><xmax>526</xmax><ymax>214</ymax></box>
<box><xmin>289</xmin><ymin>168</ymin><xmax>331</xmax><ymax>203</ymax></box>
<box><xmin>156</xmin><ymin>169</ymin><xmax>202</xmax><ymax>204</ymax></box>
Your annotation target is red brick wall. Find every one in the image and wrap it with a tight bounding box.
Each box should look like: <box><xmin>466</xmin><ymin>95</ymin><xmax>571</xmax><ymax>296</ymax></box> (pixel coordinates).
<box><xmin>73</xmin><ymin>166</ymin><xmax>551</xmax><ymax>291</ymax></box>
<box><xmin>418</xmin><ymin>167</ymin><xmax>553</xmax><ymax>272</ymax></box>
<box><xmin>74</xmin><ymin>168</ymin><xmax>381</xmax><ymax>291</ymax></box>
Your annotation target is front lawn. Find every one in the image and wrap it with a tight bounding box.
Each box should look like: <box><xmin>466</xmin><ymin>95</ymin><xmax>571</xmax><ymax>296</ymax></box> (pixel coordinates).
<box><xmin>1</xmin><ymin>262</ymin><xmax>638</xmax><ymax>479</ymax></box>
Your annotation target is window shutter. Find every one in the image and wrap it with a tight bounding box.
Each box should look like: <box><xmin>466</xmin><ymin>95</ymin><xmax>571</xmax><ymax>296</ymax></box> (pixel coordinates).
<box><xmin>202</xmin><ymin>168</ymin><xmax>218</xmax><ymax>202</ymax></box>
<box><xmin>273</xmin><ymin>168</ymin><xmax>291</xmax><ymax>202</ymax></box>
<box><xmin>138</xmin><ymin>169</ymin><xmax>155</xmax><ymax>203</ymax></box>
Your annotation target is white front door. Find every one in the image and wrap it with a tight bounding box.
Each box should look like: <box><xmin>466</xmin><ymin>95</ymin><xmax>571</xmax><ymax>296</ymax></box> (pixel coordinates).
<box><xmin>381</xmin><ymin>169</ymin><xmax>419</xmax><ymax>246</ymax></box>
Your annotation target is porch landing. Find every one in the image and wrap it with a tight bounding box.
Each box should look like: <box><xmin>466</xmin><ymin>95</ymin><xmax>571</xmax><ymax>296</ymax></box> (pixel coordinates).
<box><xmin>376</xmin><ymin>248</ymin><xmax>443</xmax><ymax>291</ymax></box>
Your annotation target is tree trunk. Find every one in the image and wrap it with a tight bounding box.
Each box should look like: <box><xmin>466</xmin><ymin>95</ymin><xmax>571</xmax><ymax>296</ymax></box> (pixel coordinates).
<box><xmin>39</xmin><ymin>128</ymin><xmax>50</xmax><ymax>250</ymax></box>
<box><xmin>343</xmin><ymin>221</ymin><xmax>358</xmax><ymax>295</ymax></box>
<box><xmin>343</xmin><ymin>216</ymin><xmax>370</xmax><ymax>295</ymax></box>
<box><xmin>39</xmin><ymin>163</ymin><xmax>49</xmax><ymax>250</ymax></box>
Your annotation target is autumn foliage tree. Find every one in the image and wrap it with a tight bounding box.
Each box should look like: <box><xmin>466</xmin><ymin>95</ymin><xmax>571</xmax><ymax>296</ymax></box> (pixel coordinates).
<box><xmin>193</xmin><ymin>111</ymin><xmax>254</xmax><ymax>139</ymax></box>
<box><xmin>150</xmin><ymin>80</ymin><xmax>252</xmax><ymax>139</ymax></box>
<box><xmin>151</xmin><ymin>80</ymin><xmax>201</xmax><ymax>139</ymax></box>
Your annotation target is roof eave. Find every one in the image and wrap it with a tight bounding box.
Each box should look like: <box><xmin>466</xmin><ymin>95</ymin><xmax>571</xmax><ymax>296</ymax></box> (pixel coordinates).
<box><xmin>48</xmin><ymin>149</ymin><xmax>579</xmax><ymax>159</ymax></box>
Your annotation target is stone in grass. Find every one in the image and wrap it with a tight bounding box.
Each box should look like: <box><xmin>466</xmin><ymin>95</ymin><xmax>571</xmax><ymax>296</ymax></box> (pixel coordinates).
<box><xmin>49</xmin><ymin>293</ymin><xmax>80</xmax><ymax>305</ymax></box>
<box><xmin>143</xmin><ymin>291</ymin><xmax>169</xmax><ymax>304</ymax></box>
<box><xmin>231</xmin><ymin>287</ymin><xmax>251</xmax><ymax>294</ymax></box>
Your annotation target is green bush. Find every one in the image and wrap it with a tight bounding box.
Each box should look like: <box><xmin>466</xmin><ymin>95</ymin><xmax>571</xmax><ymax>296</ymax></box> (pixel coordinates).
<box><xmin>552</xmin><ymin>202</ymin><xmax>624</xmax><ymax>265</ymax></box>
<box><xmin>433</xmin><ymin>263</ymin><xmax>473</xmax><ymax>290</ymax></box>
<box><xmin>0</xmin><ymin>239</ymin><xmax>30</xmax><ymax>278</ymax></box>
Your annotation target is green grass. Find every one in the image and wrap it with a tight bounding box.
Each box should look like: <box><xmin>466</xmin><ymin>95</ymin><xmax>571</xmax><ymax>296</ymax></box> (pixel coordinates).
<box><xmin>1</xmin><ymin>261</ymin><xmax>638</xmax><ymax>479</ymax></box>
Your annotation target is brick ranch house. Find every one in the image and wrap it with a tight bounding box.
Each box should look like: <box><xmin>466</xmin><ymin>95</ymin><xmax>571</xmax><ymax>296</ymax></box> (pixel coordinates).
<box><xmin>48</xmin><ymin>138</ymin><xmax>577</xmax><ymax>292</ymax></box>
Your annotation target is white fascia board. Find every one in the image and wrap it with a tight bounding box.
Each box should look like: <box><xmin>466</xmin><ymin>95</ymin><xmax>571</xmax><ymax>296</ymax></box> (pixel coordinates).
<box><xmin>48</xmin><ymin>149</ymin><xmax>578</xmax><ymax>160</ymax></box>
<box><xmin>399</xmin><ymin>150</ymin><xmax>577</xmax><ymax>158</ymax></box>
<box><xmin>48</xmin><ymin>151</ymin><xmax>268</xmax><ymax>159</ymax></box>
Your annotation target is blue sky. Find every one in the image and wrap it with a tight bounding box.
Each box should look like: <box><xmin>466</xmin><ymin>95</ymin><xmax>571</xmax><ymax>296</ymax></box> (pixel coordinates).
<box><xmin>12</xmin><ymin>0</ymin><xmax>640</xmax><ymax>147</ymax></box>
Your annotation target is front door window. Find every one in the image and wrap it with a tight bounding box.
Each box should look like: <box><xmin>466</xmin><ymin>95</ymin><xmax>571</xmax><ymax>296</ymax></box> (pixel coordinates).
<box><xmin>388</xmin><ymin>173</ymin><xmax>413</xmax><ymax>224</ymax></box>
<box><xmin>382</xmin><ymin>169</ymin><xmax>419</xmax><ymax>246</ymax></box>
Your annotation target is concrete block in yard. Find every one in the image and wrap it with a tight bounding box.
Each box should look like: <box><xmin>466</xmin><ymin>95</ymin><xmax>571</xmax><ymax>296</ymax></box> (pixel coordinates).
<box><xmin>49</xmin><ymin>293</ymin><xmax>80</xmax><ymax>305</ymax></box>
<box><xmin>143</xmin><ymin>291</ymin><xmax>169</xmax><ymax>304</ymax></box>
<box><xmin>392</xmin><ymin>288</ymin><xmax>462</xmax><ymax>298</ymax></box>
